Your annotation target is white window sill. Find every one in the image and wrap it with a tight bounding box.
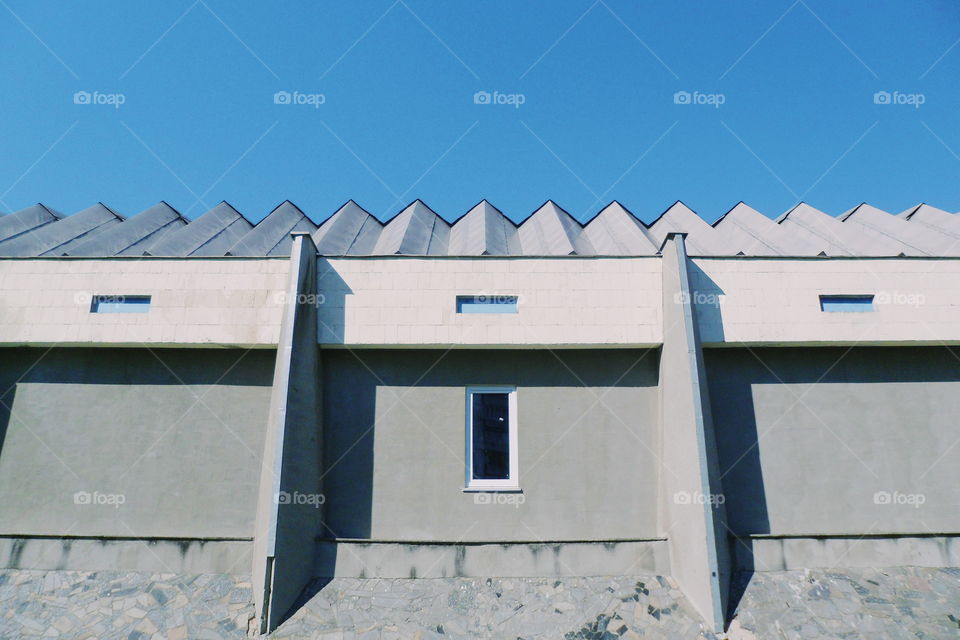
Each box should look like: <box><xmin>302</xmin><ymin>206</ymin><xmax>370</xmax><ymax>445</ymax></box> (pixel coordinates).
<box><xmin>462</xmin><ymin>486</ymin><xmax>522</xmax><ymax>493</ymax></box>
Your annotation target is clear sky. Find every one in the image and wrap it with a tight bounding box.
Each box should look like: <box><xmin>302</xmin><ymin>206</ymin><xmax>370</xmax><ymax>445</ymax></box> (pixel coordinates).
<box><xmin>1</xmin><ymin>0</ymin><xmax>958</xmax><ymax>224</ymax></box>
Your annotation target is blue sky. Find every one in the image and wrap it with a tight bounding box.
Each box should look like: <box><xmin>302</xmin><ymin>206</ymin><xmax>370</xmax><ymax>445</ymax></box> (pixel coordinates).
<box><xmin>1</xmin><ymin>0</ymin><xmax>958</xmax><ymax>224</ymax></box>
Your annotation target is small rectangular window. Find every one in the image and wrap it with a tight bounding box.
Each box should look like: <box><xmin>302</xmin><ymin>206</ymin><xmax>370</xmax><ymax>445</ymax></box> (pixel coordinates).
<box><xmin>819</xmin><ymin>295</ymin><xmax>874</xmax><ymax>312</ymax></box>
<box><xmin>456</xmin><ymin>295</ymin><xmax>518</xmax><ymax>314</ymax></box>
<box><xmin>466</xmin><ymin>386</ymin><xmax>518</xmax><ymax>490</ymax></box>
<box><xmin>91</xmin><ymin>295</ymin><xmax>152</xmax><ymax>313</ymax></box>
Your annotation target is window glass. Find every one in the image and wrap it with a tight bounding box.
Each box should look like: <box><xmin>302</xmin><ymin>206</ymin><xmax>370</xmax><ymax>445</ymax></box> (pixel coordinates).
<box><xmin>472</xmin><ymin>392</ymin><xmax>510</xmax><ymax>480</ymax></box>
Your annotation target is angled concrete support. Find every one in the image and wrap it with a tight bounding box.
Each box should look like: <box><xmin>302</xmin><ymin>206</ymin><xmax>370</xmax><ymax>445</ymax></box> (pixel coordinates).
<box><xmin>658</xmin><ymin>233</ymin><xmax>731</xmax><ymax>632</ymax></box>
<box><xmin>252</xmin><ymin>233</ymin><xmax>324</xmax><ymax>634</ymax></box>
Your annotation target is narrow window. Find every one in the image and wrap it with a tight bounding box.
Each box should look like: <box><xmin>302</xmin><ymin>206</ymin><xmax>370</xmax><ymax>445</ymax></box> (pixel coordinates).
<box><xmin>90</xmin><ymin>295</ymin><xmax>152</xmax><ymax>313</ymax></box>
<box><xmin>456</xmin><ymin>295</ymin><xmax>518</xmax><ymax>314</ymax></box>
<box><xmin>466</xmin><ymin>386</ymin><xmax>518</xmax><ymax>490</ymax></box>
<box><xmin>819</xmin><ymin>295</ymin><xmax>874</xmax><ymax>312</ymax></box>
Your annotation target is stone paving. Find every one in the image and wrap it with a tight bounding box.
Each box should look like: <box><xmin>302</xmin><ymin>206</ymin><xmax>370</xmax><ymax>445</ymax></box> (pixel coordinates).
<box><xmin>270</xmin><ymin>575</ymin><xmax>715</xmax><ymax>639</ymax></box>
<box><xmin>0</xmin><ymin>570</ymin><xmax>253</xmax><ymax>639</ymax></box>
<box><xmin>1</xmin><ymin>567</ymin><xmax>958</xmax><ymax>638</ymax></box>
<box><xmin>730</xmin><ymin>567</ymin><xmax>960</xmax><ymax>639</ymax></box>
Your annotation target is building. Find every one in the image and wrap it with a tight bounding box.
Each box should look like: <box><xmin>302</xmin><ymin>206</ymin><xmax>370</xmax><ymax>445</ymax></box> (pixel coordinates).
<box><xmin>1</xmin><ymin>198</ymin><xmax>958</xmax><ymax>637</ymax></box>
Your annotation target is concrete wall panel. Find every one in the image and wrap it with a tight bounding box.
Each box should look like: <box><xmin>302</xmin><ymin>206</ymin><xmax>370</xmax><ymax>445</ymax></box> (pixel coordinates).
<box><xmin>321</xmin><ymin>349</ymin><xmax>660</xmax><ymax>542</ymax></box>
<box><xmin>314</xmin><ymin>539</ymin><xmax>670</xmax><ymax>578</ymax></box>
<box><xmin>0</xmin><ymin>348</ymin><xmax>274</xmax><ymax>538</ymax></box>
<box><xmin>0</xmin><ymin>537</ymin><xmax>251</xmax><ymax>574</ymax></box>
<box><xmin>736</xmin><ymin>535</ymin><xmax>960</xmax><ymax>571</ymax></box>
<box><xmin>706</xmin><ymin>347</ymin><xmax>960</xmax><ymax>537</ymax></box>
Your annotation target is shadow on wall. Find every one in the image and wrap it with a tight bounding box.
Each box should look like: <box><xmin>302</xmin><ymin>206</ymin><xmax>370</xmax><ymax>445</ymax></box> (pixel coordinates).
<box><xmin>705</xmin><ymin>346</ymin><xmax>960</xmax><ymax>539</ymax></box>
<box><xmin>316</xmin><ymin>258</ymin><xmax>352</xmax><ymax>344</ymax></box>
<box><xmin>704</xmin><ymin>345</ymin><xmax>960</xmax><ymax>623</ymax></box>
<box><xmin>0</xmin><ymin>347</ymin><xmax>275</xmax><ymax>454</ymax></box>
<box><xmin>0</xmin><ymin>347</ymin><xmax>276</xmax><ymax>542</ymax></box>
<box><xmin>316</xmin><ymin>348</ymin><xmax>660</xmax><ymax>568</ymax></box>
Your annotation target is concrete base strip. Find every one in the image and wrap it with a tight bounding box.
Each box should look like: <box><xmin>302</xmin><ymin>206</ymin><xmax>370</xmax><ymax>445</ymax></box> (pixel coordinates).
<box><xmin>315</xmin><ymin>539</ymin><xmax>670</xmax><ymax>579</ymax></box>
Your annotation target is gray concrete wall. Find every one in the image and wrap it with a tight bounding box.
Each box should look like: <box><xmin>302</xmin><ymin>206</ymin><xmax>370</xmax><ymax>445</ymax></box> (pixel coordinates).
<box><xmin>0</xmin><ymin>347</ymin><xmax>274</xmax><ymax>539</ymax></box>
<box><xmin>314</xmin><ymin>539</ymin><xmax>670</xmax><ymax>578</ymax></box>
<box><xmin>0</xmin><ymin>537</ymin><xmax>251</xmax><ymax>574</ymax></box>
<box><xmin>705</xmin><ymin>346</ymin><xmax>960</xmax><ymax>537</ymax></box>
<box><xmin>321</xmin><ymin>348</ymin><xmax>660</xmax><ymax>542</ymax></box>
<box><xmin>735</xmin><ymin>534</ymin><xmax>960</xmax><ymax>571</ymax></box>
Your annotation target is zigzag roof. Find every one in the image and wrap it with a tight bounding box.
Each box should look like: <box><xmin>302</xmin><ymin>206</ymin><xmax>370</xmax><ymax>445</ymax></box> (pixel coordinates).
<box><xmin>1</xmin><ymin>200</ymin><xmax>958</xmax><ymax>257</ymax></box>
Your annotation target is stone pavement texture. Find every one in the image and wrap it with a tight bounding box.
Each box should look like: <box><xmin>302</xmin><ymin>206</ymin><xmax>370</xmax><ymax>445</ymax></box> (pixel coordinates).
<box><xmin>270</xmin><ymin>575</ymin><xmax>713</xmax><ymax>640</ymax></box>
<box><xmin>1</xmin><ymin>567</ymin><xmax>959</xmax><ymax>638</ymax></box>
<box><xmin>730</xmin><ymin>567</ymin><xmax>960</xmax><ymax>640</ymax></box>
<box><xmin>0</xmin><ymin>570</ymin><xmax>253</xmax><ymax>639</ymax></box>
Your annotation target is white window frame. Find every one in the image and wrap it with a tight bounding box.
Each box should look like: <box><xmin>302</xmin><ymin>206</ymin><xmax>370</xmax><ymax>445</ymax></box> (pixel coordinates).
<box><xmin>464</xmin><ymin>386</ymin><xmax>519</xmax><ymax>491</ymax></box>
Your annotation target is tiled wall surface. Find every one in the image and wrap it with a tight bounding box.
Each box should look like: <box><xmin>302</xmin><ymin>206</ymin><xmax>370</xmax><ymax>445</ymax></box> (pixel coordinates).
<box><xmin>690</xmin><ymin>258</ymin><xmax>960</xmax><ymax>345</ymax></box>
<box><xmin>317</xmin><ymin>257</ymin><xmax>663</xmax><ymax>346</ymax></box>
<box><xmin>0</xmin><ymin>258</ymin><xmax>289</xmax><ymax>346</ymax></box>
<box><xmin>3</xmin><ymin>255</ymin><xmax>959</xmax><ymax>348</ymax></box>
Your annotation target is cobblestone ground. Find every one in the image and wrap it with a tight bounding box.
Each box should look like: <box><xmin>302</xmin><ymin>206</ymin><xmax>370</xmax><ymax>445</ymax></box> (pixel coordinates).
<box><xmin>0</xmin><ymin>570</ymin><xmax>253</xmax><ymax>639</ymax></box>
<box><xmin>270</xmin><ymin>575</ymin><xmax>716</xmax><ymax>640</ymax></box>
<box><xmin>730</xmin><ymin>567</ymin><xmax>960</xmax><ymax>639</ymax></box>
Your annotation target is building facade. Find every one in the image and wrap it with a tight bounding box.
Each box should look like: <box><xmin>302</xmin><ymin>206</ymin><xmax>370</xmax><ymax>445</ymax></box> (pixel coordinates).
<box><xmin>1</xmin><ymin>199</ymin><xmax>958</xmax><ymax>634</ymax></box>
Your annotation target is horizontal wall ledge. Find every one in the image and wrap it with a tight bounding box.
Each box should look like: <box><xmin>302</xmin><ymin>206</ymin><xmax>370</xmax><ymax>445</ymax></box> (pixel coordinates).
<box><xmin>314</xmin><ymin>255</ymin><xmax>663</xmax><ymax>261</ymax></box>
<box><xmin>0</xmin><ymin>342</ymin><xmax>278</xmax><ymax>349</ymax></box>
<box><xmin>314</xmin><ymin>539</ymin><xmax>670</xmax><ymax>579</ymax></box>
<box><xmin>0</xmin><ymin>256</ymin><xmax>289</xmax><ymax>262</ymax></box>
<box><xmin>733</xmin><ymin>534</ymin><xmax>960</xmax><ymax>572</ymax></box>
<box><xmin>0</xmin><ymin>534</ymin><xmax>253</xmax><ymax>542</ymax></box>
<box><xmin>736</xmin><ymin>532</ymin><xmax>960</xmax><ymax>540</ymax></box>
<box><xmin>702</xmin><ymin>340</ymin><xmax>960</xmax><ymax>348</ymax></box>
<box><xmin>318</xmin><ymin>537</ymin><xmax>667</xmax><ymax>545</ymax></box>
<box><xmin>0</xmin><ymin>537</ymin><xmax>252</xmax><ymax>574</ymax></box>
<box><xmin>318</xmin><ymin>343</ymin><xmax>663</xmax><ymax>350</ymax></box>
